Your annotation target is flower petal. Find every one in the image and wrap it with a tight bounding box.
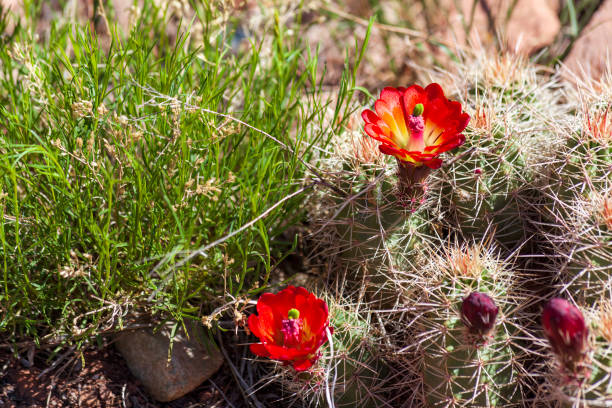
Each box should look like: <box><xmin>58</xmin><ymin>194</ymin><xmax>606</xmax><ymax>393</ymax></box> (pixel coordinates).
<box><xmin>422</xmin><ymin>158</ymin><xmax>443</xmax><ymax>169</ymax></box>
<box><xmin>248</xmin><ymin>314</ymin><xmax>266</xmax><ymax>340</ymax></box>
<box><xmin>402</xmin><ymin>84</ymin><xmax>426</xmax><ymax>116</ymax></box>
<box><xmin>361</xmin><ymin>109</ymin><xmax>380</xmax><ymax>124</ymax></box>
<box><xmin>250</xmin><ymin>343</ymin><xmax>271</xmax><ymax>357</ymax></box>
<box><xmin>263</xmin><ymin>343</ymin><xmax>311</xmax><ymax>361</ymax></box>
<box><xmin>292</xmin><ymin>358</ymin><xmax>315</xmax><ymax>372</ymax></box>
<box><xmin>375</xmin><ymin>95</ymin><xmax>410</xmax><ymax>148</ymax></box>
<box><xmin>363</xmin><ymin>84</ymin><xmax>468</xmax><ymax>167</ymax></box>
<box><xmin>298</xmin><ymin>295</ymin><xmax>329</xmax><ymax>342</ymax></box>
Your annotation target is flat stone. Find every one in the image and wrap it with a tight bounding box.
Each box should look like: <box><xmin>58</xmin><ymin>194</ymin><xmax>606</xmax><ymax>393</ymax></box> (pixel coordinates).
<box><xmin>439</xmin><ymin>0</ymin><xmax>560</xmax><ymax>55</ymax></box>
<box><xmin>0</xmin><ymin>0</ymin><xmax>23</xmax><ymax>34</ymax></box>
<box><xmin>287</xmin><ymin>272</ymin><xmax>324</xmax><ymax>291</ymax></box>
<box><xmin>115</xmin><ymin>321</ymin><xmax>224</xmax><ymax>402</ymax></box>
<box><xmin>563</xmin><ymin>0</ymin><xmax>612</xmax><ymax>83</ymax></box>
<box><xmin>506</xmin><ymin>0</ymin><xmax>561</xmax><ymax>55</ymax></box>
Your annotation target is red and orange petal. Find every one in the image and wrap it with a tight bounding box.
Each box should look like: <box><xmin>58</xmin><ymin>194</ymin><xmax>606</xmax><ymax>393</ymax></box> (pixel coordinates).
<box><xmin>249</xmin><ymin>343</ymin><xmax>270</xmax><ymax>358</ymax></box>
<box><xmin>378</xmin><ymin>144</ymin><xmax>443</xmax><ymax>169</ymax></box>
<box><xmin>362</xmin><ymin>83</ymin><xmax>469</xmax><ymax>167</ymax></box>
<box><xmin>248</xmin><ymin>286</ymin><xmax>330</xmax><ymax>371</ymax></box>
<box><xmin>250</xmin><ymin>341</ymin><xmax>320</xmax><ymax>371</ymax></box>
<box><xmin>292</xmin><ymin>358</ymin><xmax>315</xmax><ymax>372</ymax></box>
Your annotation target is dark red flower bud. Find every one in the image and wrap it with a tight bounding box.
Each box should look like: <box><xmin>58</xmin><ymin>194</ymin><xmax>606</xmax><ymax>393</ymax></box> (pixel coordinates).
<box><xmin>461</xmin><ymin>292</ymin><xmax>499</xmax><ymax>336</ymax></box>
<box><xmin>542</xmin><ymin>298</ymin><xmax>589</xmax><ymax>364</ymax></box>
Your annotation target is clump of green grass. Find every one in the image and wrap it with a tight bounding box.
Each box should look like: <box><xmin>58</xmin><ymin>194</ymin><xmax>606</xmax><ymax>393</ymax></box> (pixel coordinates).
<box><xmin>0</xmin><ymin>1</ymin><xmax>358</xmax><ymax>346</ymax></box>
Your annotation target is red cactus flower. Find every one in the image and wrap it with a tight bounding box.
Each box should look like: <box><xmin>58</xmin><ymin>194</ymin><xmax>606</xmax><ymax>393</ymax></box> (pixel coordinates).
<box><xmin>248</xmin><ymin>286</ymin><xmax>331</xmax><ymax>371</ymax></box>
<box><xmin>542</xmin><ymin>298</ymin><xmax>589</xmax><ymax>367</ymax></box>
<box><xmin>461</xmin><ymin>292</ymin><xmax>499</xmax><ymax>337</ymax></box>
<box><xmin>361</xmin><ymin>84</ymin><xmax>470</xmax><ymax>169</ymax></box>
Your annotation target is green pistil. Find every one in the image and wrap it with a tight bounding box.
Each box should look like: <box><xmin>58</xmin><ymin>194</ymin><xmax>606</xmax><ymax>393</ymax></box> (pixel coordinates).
<box><xmin>412</xmin><ymin>103</ymin><xmax>424</xmax><ymax>117</ymax></box>
<box><xmin>288</xmin><ymin>308</ymin><xmax>300</xmax><ymax>319</ymax></box>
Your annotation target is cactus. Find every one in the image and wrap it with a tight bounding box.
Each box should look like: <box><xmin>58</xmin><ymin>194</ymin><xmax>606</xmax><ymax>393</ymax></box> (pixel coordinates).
<box><xmin>434</xmin><ymin>126</ymin><xmax>531</xmax><ymax>249</ymax></box>
<box><xmin>429</xmin><ymin>53</ymin><xmax>569</xmax><ymax>251</ymax></box>
<box><xmin>299</xmin><ymin>53</ymin><xmax>602</xmax><ymax>408</ymax></box>
<box><xmin>276</xmin><ymin>296</ymin><xmax>402</xmax><ymax>408</ymax></box>
<box><xmin>526</xmin><ymin>89</ymin><xmax>611</xmax><ymax>297</ymax></box>
<box><xmin>536</xmin><ymin>299</ymin><xmax>612</xmax><ymax>407</ymax></box>
<box><xmin>400</xmin><ymin>241</ymin><xmax>533</xmax><ymax>407</ymax></box>
<box><xmin>545</xmin><ymin>191</ymin><xmax>612</xmax><ymax>305</ymax></box>
<box><xmin>556</xmin><ymin>105</ymin><xmax>612</xmax><ymax>198</ymax></box>
<box><xmin>307</xmin><ymin>113</ymin><xmax>439</xmax><ymax>305</ymax></box>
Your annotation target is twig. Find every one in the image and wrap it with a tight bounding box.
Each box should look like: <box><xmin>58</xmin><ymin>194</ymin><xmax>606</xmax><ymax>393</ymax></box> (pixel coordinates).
<box><xmin>320</xmin><ymin>3</ymin><xmax>425</xmax><ymax>38</ymax></box>
<box><xmin>45</xmin><ymin>379</ymin><xmax>55</xmax><ymax>408</ymax></box>
<box><xmin>209</xmin><ymin>379</ymin><xmax>237</xmax><ymax>408</ymax></box>
<box><xmin>92</xmin><ymin>0</ymin><xmax>111</xmax><ymax>38</ymax></box>
<box><xmin>320</xmin><ymin>2</ymin><xmax>467</xmax><ymax>53</ymax></box>
<box><xmin>37</xmin><ymin>345</ymin><xmax>76</xmax><ymax>379</ymax></box>
<box><xmin>216</xmin><ymin>332</ymin><xmax>264</xmax><ymax>408</ymax></box>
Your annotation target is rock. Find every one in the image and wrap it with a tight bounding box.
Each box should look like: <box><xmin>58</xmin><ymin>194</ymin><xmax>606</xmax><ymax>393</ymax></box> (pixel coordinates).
<box><xmin>563</xmin><ymin>0</ymin><xmax>612</xmax><ymax>83</ymax></box>
<box><xmin>115</xmin><ymin>321</ymin><xmax>224</xmax><ymax>402</ymax></box>
<box><xmin>110</xmin><ymin>0</ymin><xmax>132</xmax><ymax>32</ymax></box>
<box><xmin>288</xmin><ymin>272</ymin><xmax>325</xmax><ymax>291</ymax></box>
<box><xmin>1</xmin><ymin>0</ymin><xmax>23</xmax><ymax>35</ymax></box>
<box><xmin>439</xmin><ymin>0</ymin><xmax>560</xmax><ymax>55</ymax></box>
<box><xmin>505</xmin><ymin>0</ymin><xmax>560</xmax><ymax>55</ymax></box>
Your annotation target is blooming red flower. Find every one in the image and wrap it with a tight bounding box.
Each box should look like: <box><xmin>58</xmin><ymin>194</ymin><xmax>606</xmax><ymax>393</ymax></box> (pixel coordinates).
<box><xmin>248</xmin><ymin>286</ymin><xmax>331</xmax><ymax>371</ymax></box>
<box><xmin>362</xmin><ymin>84</ymin><xmax>469</xmax><ymax>169</ymax></box>
<box><xmin>542</xmin><ymin>298</ymin><xmax>589</xmax><ymax>366</ymax></box>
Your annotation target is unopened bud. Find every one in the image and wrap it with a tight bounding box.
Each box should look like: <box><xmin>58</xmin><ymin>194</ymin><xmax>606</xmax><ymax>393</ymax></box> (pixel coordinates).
<box><xmin>542</xmin><ymin>298</ymin><xmax>588</xmax><ymax>364</ymax></box>
<box><xmin>461</xmin><ymin>292</ymin><xmax>499</xmax><ymax>336</ymax></box>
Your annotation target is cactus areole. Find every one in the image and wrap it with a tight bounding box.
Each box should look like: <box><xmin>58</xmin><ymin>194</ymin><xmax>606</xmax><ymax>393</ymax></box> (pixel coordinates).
<box><xmin>542</xmin><ymin>298</ymin><xmax>589</xmax><ymax>373</ymax></box>
<box><xmin>248</xmin><ymin>286</ymin><xmax>331</xmax><ymax>371</ymax></box>
<box><xmin>461</xmin><ymin>292</ymin><xmax>499</xmax><ymax>338</ymax></box>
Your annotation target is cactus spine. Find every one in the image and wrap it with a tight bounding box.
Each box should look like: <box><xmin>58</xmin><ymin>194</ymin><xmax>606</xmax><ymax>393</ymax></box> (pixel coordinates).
<box><xmin>537</xmin><ymin>299</ymin><xmax>612</xmax><ymax>407</ymax></box>
<box><xmin>400</xmin><ymin>242</ymin><xmax>532</xmax><ymax>407</ymax></box>
<box><xmin>431</xmin><ymin>53</ymin><xmax>568</xmax><ymax>251</ymax></box>
<box><xmin>277</xmin><ymin>297</ymin><xmax>397</xmax><ymax>407</ymax></box>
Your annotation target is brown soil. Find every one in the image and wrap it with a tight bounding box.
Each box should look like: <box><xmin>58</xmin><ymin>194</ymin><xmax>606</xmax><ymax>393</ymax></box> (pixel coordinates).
<box><xmin>0</xmin><ymin>347</ymin><xmax>231</xmax><ymax>408</ymax></box>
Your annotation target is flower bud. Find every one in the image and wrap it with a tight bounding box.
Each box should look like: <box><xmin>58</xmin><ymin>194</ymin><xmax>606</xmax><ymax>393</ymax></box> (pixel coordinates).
<box><xmin>461</xmin><ymin>292</ymin><xmax>499</xmax><ymax>336</ymax></box>
<box><xmin>542</xmin><ymin>298</ymin><xmax>589</xmax><ymax>363</ymax></box>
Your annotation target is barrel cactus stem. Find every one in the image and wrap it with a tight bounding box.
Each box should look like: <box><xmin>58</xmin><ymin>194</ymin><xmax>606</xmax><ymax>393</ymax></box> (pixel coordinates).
<box><xmin>395</xmin><ymin>159</ymin><xmax>431</xmax><ymax>209</ymax></box>
<box><xmin>603</xmin><ymin>193</ymin><xmax>612</xmax><ymax>229</ymax></box>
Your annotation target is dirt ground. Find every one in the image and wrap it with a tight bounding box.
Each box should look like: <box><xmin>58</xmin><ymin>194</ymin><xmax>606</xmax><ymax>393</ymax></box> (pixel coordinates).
<box><xmin>0</xmin><ymin>347</ymin><xmax>231</xmax><ymax>408</ymax></box>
